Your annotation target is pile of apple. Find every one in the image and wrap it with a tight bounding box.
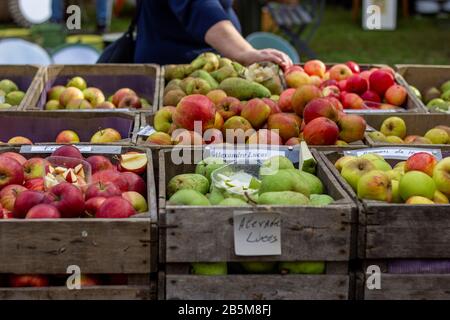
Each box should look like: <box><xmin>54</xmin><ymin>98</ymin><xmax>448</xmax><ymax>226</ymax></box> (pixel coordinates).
<box><xmin>146</xmin><ymin>91</ymin><xmax>367</xmax><ymax>146</ymax></box>
<box><xmin>45</xmin><ymin>76</ymin><xmax>150</xmax><ymax>110</ymax></box>
<box><xmin>335</xmin><ymin>152</ymin><xmax>450</xmax><ymax>204</ymax></box>
<box><xmin>416</xmin><ymin>79</ymin><xmax>450</xmax><ymax>113</ymax></box>
<box><xmin>368</xmin><ymin>116</ymin><xmax>450</xmax><ymax>145</ymax></box>
<box><xmin>285</xmin><ymin>60</ymin><xmax>409</xmax><ymax>111</ymax></box>
<box><xmin>0</xmin><ymin>79</ymin><xmax>26</xmax><ymax>109</ymax></box>
<box><xmin>1</xmin><ymin>128</ymin><xmax>123</xmax><ymax>145</ymax></box>
<box><xmin>0</xmin><ymin>145</ymin><xmax>149</xmax><ymax>219</ymax></box>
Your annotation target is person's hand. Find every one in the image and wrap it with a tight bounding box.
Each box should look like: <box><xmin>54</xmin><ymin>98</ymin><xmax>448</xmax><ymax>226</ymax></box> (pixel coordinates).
<box><xmin>238</xmin><ymin>48</ymin><xmax>293</xmax><ymax>71</ymax></box>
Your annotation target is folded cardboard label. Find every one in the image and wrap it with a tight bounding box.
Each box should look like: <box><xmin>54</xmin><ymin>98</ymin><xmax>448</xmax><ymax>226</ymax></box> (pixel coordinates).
<box><xmin>21</xmin><ymin>145</ymin><xmax>123</xmax><ymax>155</ymax></box>
<box><xmin>344</xmin><ymin>147</ymin><xmax>443</xmax><ymax>161</ymax></box>
<box><xmin>234</xmin><ymin>211</ymin><xmax>281</xmax><ymax>256</ymax></box>
<box><xmin>137</xmin><ymin>125</ymin><xmax>156</xmax><ymax>137</ymax></box>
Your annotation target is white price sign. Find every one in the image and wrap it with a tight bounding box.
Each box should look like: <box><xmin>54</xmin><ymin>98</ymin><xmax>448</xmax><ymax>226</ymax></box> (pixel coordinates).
<box><xmin>137</xmin><ymin>125</ymin><xmax>156</xmax><ymax>137</ymax></box>
<box><xmin>234</xmin><ymin>211</ymin><xmax>281</xmax><ymax>256</ymax></box>
<box><xmin>344</xmin><ymin>147</ymin><xmax>443</xmax><ymax>161</ymax></box>
<box><xmin>28</xmin><ymin>145</ymin><xmax>92</xmax><ymax>152</ymax></box>
<box><xmin>207</xmin><ymin>147</ymin><xmax>285</xmax><ymax>163</ymax></box>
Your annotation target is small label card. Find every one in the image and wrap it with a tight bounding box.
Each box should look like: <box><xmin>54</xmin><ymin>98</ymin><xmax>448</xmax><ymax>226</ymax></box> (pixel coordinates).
<box><xmin>21</xmin><ymin>145</ymin><xmax>122</xmax><ymax>155</ymax></box>
<box><xmin>234</xmin><ymin>211</ymin><xmax>281</xmax><ymax>256</ymax></box>
<box><xmin>206</xmin><ymin>146</ymin><xmax>286</xmax><ymax>164</ymax></box>
<box><xmin>344</xmin><ymin>147</ymin><xmax>443</xmax><ymax>161</ymax></box>
<box><xmin>137</xmin><ymin>125</ymin><xmax>156</xmax><ymax>137</ymax></box>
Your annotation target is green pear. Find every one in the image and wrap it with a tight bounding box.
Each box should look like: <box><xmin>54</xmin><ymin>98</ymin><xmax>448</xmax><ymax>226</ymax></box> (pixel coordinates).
<box><xmin>190</xmin><ymin>52</ymin><xmax>220</xmax><ymax>72</ymax></box>
<box><xmin>231</xmin><ymin>61</ymin><xmax>246</xmax><ymax>74</ymax></box>
<box><xmin>261</xmin><ymin>76</ymin><xmax>283</xmax><ymax>95</ymax></box>
<box><xmin>168</xmin><ymin>189</ymin><xmax>211</xmax><ymax>206</ymax></box>
<box><xmin>210</xmin><ymin>65</ymin><xmax>238</xmax><ymax>83</ymax></box>
<box><xmin>219</xmin><ymin>77</ymin><xmax>271</xmax><ymax>100</ymax></box>
<box><xmin>258</xmin><ymin>169</ymin><xmax>310</xmax><ymax>196</ymax></box>
<box><xmin>190</xmin><ymin>70</ymin><xmax>219</xmax><ymax>89</ymax></box>
<box><xmin>163</xmin><ymin>89</ymin><xmax>186</xmax><ymax>106</ymax></box>
<box><xmin>427</xmin><ymin>98</ymin><xmax>447</xmax><ymax>110</ymax></box>
<box><xmin>441</xmin><ymin>90</ymin><xmax>450</xmax><ymax>102</ymax></box>
<box><xmin>219</xmin><ymin>57</ymin><xmax>233</xmax><ymax>68</ymax></box>
<box><xmin>164</xmin><ymin>64</ymin><xmax>190</xmax><ymax>81</ymax></box>
<box><xmin>167</xmin><ymin>174</ymin><xmax>209</xmax><ymax>197</ymax></box>
<box><xmin>0</xmin><ymin>79</ymin><xmax>18</xmax><ymax>94</ymax></box>
<box><xmin>279</xmin><ymin>261</ymin><xmax>325</xmax><ymax>274</ymax></box>
<box><xmin>164</xmin><ymin>79</ymin><xmax>183</xmax><ymax>94</ymax></box>
<box><xmin>195</xmin><ymin>157</ymin><xmax>225</xmax><ymax>183</ymax></box>
<box><xmin>287</xmin><ymin>169</ymin><xmax>324</xmax><ymax>194</ymax></box>
<box><xmin>5</xmin><ymin>91</ymin><xmax>25</xmax><ymax>106</ymax></box>
<box><xmin>258</xmin><ymin>191</ymin><xmax>310</xmax><ymax>205</ymax></box>
<box><xmin>140</xmin><ymin>98</ymin><xmax>151</xmax><ymax>108</ymax></box>
<box><xmin>217</xmin><ymin>198</ymin><xmax>249</xmax><ymax>206</ymax></box>
<box><xmin>240</xmin><ymin>262</ymin><xmax>277</xmax><ymax>274</ymax></box>
<box><xmin>440</xmin><ymin>80</ymin><xmax>450</xmax><ymax>94</ymax></box>
<box><xmin>310</xmin><ymin>194</ymin><xmax>334</xmax><ymax>206</ymax></box>
<box><xmin>191</xmin><ymin>262</ymin><xmax>227</xmax><ymax>275</ymax></box>
<box><xmin>259</xmin><ymin>155</ymin><xmax>294</xmax><ymax>176</ymax></box>
<box><xmin>207</xmin><ymin>186</ymin><xmax>225</xmax><ymax>205</ymax></box>
<box><xmin>0</xmin><ymin>103</ymin><xmax>12</xmax><ymax>109</ymax></box>
<box><xmin>300</xmin><ymin>141</ymin><xmax>317</xmax><ymax>174</ymax></box>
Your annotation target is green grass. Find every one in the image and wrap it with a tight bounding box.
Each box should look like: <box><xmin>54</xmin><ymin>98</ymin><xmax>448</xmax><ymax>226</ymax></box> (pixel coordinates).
<box><xmin>308</xmin><ymin>6</ymin><xmax>450</xmax><ymax>65</ymax></box>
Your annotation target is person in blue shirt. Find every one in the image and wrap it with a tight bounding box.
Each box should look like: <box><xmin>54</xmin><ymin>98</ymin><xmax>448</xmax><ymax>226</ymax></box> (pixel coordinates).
<box><xmin>134</xmin><ymin>0</ymin><xmax>292</xmax><ymax>69</ymax></box>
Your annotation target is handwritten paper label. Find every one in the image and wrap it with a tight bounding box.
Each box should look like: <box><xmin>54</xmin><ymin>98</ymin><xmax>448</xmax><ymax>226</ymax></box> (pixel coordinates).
<box><xmin>206</xmin><ymin>147</ymin><xmax>285</xmax><ymax>163</ymax></box>
<box><xmin>344</xmin><ymin>147</ymin><xmax>443</xmax><ymax>161</ymax></box>
<box><xmin>234</xmin><ymin>211</ymin><xmax>281</xmax><ymax>256</ymax></box>
<box><xmin>344</xmin><ymin>109</ymin><xmax>406</xmax><ymax>114</ymax></box>
<box><xmin>21</xmin><ymin>145</ymin><xmax>122</xmax><ymax>155</ymax></box>
<box><xmin>137</xmin><ymin>125</ymin><xmax>156</xmax><ymax>137</ymax></box>
<box><xmin>0</xmin><ymin>95</ymin><xmax>4</xmax><ymax>104</ymax></box>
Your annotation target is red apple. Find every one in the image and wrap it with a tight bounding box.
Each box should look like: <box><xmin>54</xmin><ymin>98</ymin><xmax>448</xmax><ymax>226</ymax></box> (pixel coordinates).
<box><xmin>51</xmin><ymin>145</ymin><xmax>83</xmax><ymax>160</ymax></box>
<box><xmin>26</xmin><ymin>204</ymin><xmax>61</xmax><ymax>219</ymax></box>
<box><xmin>120</xmin><ymin>172</ymin><xmax>146</xmax><ymax>195</ymax></box>
<box><xmin>304</xmin><ymin>60</ymin><xmax>326</xmax><ymax>78</ymax></box>
<box><xmin>24</xmin><ymin>178</ymin><xmax>45</xmax><ymax>192</ymax></box>
<box><xmin>86</xmin><ymin>155</ymin><xmax>114</xmax><ymax>174</ymax></box>
<box><xmin>173</xmin><ymin>94</ymin><xmax>216</xmax><ymax>132</ymax></box>
<box><xmin>215</xmin><ymin>97</ymin><xmax>241</xmax><ymax>120</ymax></box>
<box><xmin>285</xmin><ymin>65</ymin><xmax>304</xmax><ymax>75</ymax></box>
<box><xmin>85</xmin><ymin>197</ymin><xmax>107</xmax><ymax>217</ymax></box>
<box><xmin>325</xmin><ymin>97</ymin><xmax>344</xmax><ymax>111</ymax></box>
<box><xmin>342</xmin><ymin>93</ymin><xmax>364</xmax><ymax>109</ymax></box>
<box><xmin>322</xmin><ymin>85</ymin><xmax>340</xmax><ymax>99</ymax></box>
<box><xmin>405</xmin><ymin>152</ymin><xmax>438</xmax><ymax>177</ymax></box>
<box><xmin>303</xmin><ymin>117</ymin><xmax>339</xmax><ymax>145</ymax></box>
<box><xmin>359</xmin><ymin>70</ymin><xmax>372</xmax><ymax>82</ymax></box>
<box><xmin>9</xmin><ymin>275</ymin><xmax>49</xmax><ymax>287</ymax></box>
<box><xmin>92</xmin><ymin>169</ymin><xmax>128</xmax><ymax>191</ymax></box>
<box><xmin>285</xmin><ymin>137</ymin><xmax>301</xmax><ymax>146</ymax></box>
<box><xmin>337</xmin><ymin>114</ymin><xmax>367</xmax><ymax>143</ymax></box>
<box><xmin>303</xmin><ymin>98</ymin><xmax>340</xmax><ymax>124</ymax></box>
<box><xmin>247</xmin><ymin>129</ymin><xmax>283</xmax><ymax>145</ymax></box>
<box><xmin>0</xmin><ymin>184</ymin><xmax>27</xmax><ymax>211</ymax></box>
<box><xmin>112</xmin><ymin>88</ymin><xmax>137</xmax><ymax>106</ymax></box>
<box><xmin>0</xmin><ymin>152</ymin><xmax>27</xmax><ymax>166</ymax></box>
<box><xmin>267</xmin><ymin>113</ymin><xmax>301</xmax><ymax>141</ymax></box>
<box><xmin>85</xmin><ymin>182</ymin><xmax>122</xmax><ymax>200</ymax></box>
<box><xmin>96</xmin><ymin>196</ymin><xmax>136</xmax><ymax>218</ymax></box>
<box><xmin>56</xmin><ymin>130</ymin><xmax>80</xmax><ymax>144</ymax></box>
<box><xmin>241</xmin><ymin>98</ymin><xmax>271</xmax><ymax>129</ymax></box>
<box><xmin>118</xmin><ymin>94</ymin><xmax>142</xmax><ymax>109</ymax></box>
<box><xmin>278</xmin><ymin>89</ymin><xmax>296</xmax><ymax>112</ymax></box>
<box><xmin>45</xmin><ymin>182</ymin><xmax>85</xmax><ymax>218</ymax></box>
<box><xmin>291</xmin><ymin>84</ymin><xmax>322</xmax><ymax>116</ymax></box>
<box><xmin>346</xmin><ymin>61</ymin><xmax>360</xmax><ymax>74</ymax></box>
<box><xmin>320</xmin><ymin>79</ymin><xmax>338</xmax><ymax>89</ymax></box>
<box><xmin>329</xmin><ymin>64</ymin><xmax>353</xmax><ymax>81</ymax></box>
<box><xmin>203</xmin><ymin>128</ymin><xmax>224</xmax><ymax>144</ymax></box>
<box><xmin>345</xmin><ymin>75</ymin><xmax>368</xmax><ymax>94</ymax></box>
<box><xmin>361</xmin><ymin>90</ymin><xmax>381</xmax><ymax>103</ymax></box>
<box><xmin>23</xmin><ymin>158</ymin><xmax>49</xmax><ymax>181</ymax></box>
<box><xmin>385</xmin><ymin>85</ymin><xmax>407</xmax><ymax>106</ymax></box>
<box><xmin>262</xmin><ymin>98</ymin><xmax>281</xmax><ymax>115</ymax></box>
<box><xmin>0</xmin><ymin>156</ymin><xmax>24</xmax><ymax>190</ymax></box>
<box><xmin>369</xmin><ymin>70</ymin><xmax>395</xmax><ymax>96</ymax></box>
<box><xmin>13</xmin><ymin>190</ymin><xmax>46</xmax><ymax>219</ymax></box>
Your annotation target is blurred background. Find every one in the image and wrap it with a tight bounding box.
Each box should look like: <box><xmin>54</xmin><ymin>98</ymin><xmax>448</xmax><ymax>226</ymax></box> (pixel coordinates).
<box><xmin>0</xmin><ymin>0</ymin><xmax>448</xmax><ymax>65</ymax></box>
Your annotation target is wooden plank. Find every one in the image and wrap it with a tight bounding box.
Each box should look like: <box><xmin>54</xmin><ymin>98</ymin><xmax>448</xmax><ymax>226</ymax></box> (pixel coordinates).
<box><xmin>0</xmin><ymin>219</ymin><xmax>152</xmax><ymax>274</ymax></box>
<box><xmin>364</xmin><ymin>274</ymin><xmax>450</xmax><ymax>300</ymax></box>
<box><xmin>164</xmin><ymin>206</ymin><xmax>352</xmax><ymax>262</ymax></box>
<box><xmin>166</xmin><ymin>274</ymin><xmax>349</xmax><ymax>300</ymax></box>
<box><xmin>0</xmin><ymin>285</ymin><xmax>152</xmax><ymax>300</ymax></box>
<box><xmin>365</xmin><ymin>205</ymin><xmax>450</xmax><ymax>259</ymax></box>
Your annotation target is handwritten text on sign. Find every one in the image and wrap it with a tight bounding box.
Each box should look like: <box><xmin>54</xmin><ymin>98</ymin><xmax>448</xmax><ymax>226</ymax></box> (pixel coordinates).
<box><xmin>344</xmin><ymin>147</ymin><xmax>443</xmax><ymax>161</ymax></box>
<box><xmin>234</xmin><ymin>211</ymin><xmax>281</xmax><ymax>256</ymax></box>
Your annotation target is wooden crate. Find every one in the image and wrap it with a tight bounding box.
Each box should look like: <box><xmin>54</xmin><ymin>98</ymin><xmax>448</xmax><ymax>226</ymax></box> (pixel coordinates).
<box><xmin>363</xmin><ymin>113</ymin><xmax>450</xmax><ymax>150</ymax></box>
<box><xmin>396</xmin><ymin>64</ymin><xmax>450</xmax><ymax>114</ymax></box>
<box><xmin>0</xmin><ymin>111</ymin><xmax>140</xmax><ymax>145</ymax></box>
<box><xmin>0</xmin><ymin>65</ymin><xmax>44</xmax><ymax>110</ymax></box>
<box><xmin>0</xmin><ymin>146</ymin><xmax>158</xmax><ymax>300</ymax></box>
<box><xmin>136</xmin><ymin>112</ymin><xmax>369</xmax><ymax>152</ymax></box>
<box><xmin>158</xmin><ymin>148</ymin><xmax>357</xmax><ymax>300</ymax></box>
<box><xmin>28</xmin><ymin>64</ymin><xmax>160</xmax><ymax>113</ymax></box>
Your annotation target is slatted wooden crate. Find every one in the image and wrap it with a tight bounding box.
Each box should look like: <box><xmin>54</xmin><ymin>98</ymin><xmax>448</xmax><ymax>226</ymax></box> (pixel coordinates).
<box><xmin>396</xmin><ymin>64</ymin><xmax>450</xmax><ymax>114</ymax></box>
<box><xmin>0</xmin><ymin>146</ymin><xmax>158</xmax><ymax>300</ymax></box>
<box><xmin>0</xmin><ymin>111</ymin><xmax>140</xmax><ymax>145</ymax></box>
<box><xmin>363</xmin><ymin>113</ymin><xmax>450</xmax><ymax>150</ymax></box>
<box><xmin>158</xmin><ymin>148</ymin><xmax>357</xmax><ymax>300</ymax></box>
<box><xmin>0</xmin><ymin>65</ymin><xmax>44</xmax><ymax>110</ymax></box>
<box><xmin>320</xmin><ymin>149</ymin><xmax>450</xmax><ymax>300</ymax></box>
<box><xmin>27</xmin><ymin>64</ymin><xmax>160</xmax><ymax>113</ymax></box>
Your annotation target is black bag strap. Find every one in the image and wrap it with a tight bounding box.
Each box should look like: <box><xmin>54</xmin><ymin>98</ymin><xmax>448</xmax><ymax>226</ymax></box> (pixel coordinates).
<box><xmin>128</xmin><ymin>0</ymin><xmax>142</xmax><ymax>34</ymax></box>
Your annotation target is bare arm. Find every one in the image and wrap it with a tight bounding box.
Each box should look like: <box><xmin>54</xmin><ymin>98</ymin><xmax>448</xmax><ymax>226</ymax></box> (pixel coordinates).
<box><xmin>205</xmin><ymin>20</ymin><xmax>293</xmax><ymax>70</ymax></box>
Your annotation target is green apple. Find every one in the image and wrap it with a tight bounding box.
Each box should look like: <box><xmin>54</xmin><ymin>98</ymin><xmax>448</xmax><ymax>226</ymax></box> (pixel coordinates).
<box><xmin>424</xmin><ymin>128</ymin><xmax>449</xmax><ymax>144</ymax></box>
<box><xmin>399</xmin><ymin>170</ymin><xmax>436</xmax><ymax>201</ymax></box>
<box><xmin>386</xmin><ymin>136</ymin><xmax>404</xmax><ymax>144</ymax></box>
<box><xmin>368</xmin><ymin>131</ymin><xmax>388</xmax><ymax>143</ymax></box>
<box><xmin>441</xmin><ymin>90</ymin><xmax>450</xmax><ymax>102</ymax></box>
<box><xmin>357</xmin><ymin>170</ymin><xmax>392</xmax><ymax>202</ymax></box>
<box><xmin>67</xmin><ymin>76</ymin><xmax>87</xmax><ymax>91</ymax></box>
<box><xmin>334</xmin><ymin>155</ymin><xmax>357</xmax><ymax>173</ymax></box>
<box><xmin>380</xmin><ymin>116</ymin><xmax>407</xmax><ymax>139</ymax></box>
<box><xmin>371</xmin><ymin>159</ymin><xmax>392</xmax><ymax>172</ymax></box>
<box><xmin>122</xmin><ymin>191</ymin><xmax>148</xmax><ymax>213</ymax></box>
<box><xmin>390</xmin><ymin>180</ymin><xmax>402</xmax><ymax>203</ymax></box>
<box><xmin>279</xmin><ymin>262</ymin><xmax>325</xmax><ymax>274</ymax></box>
<box><xmin>0</xmin><ymin>79</ymin><xmax>18</xmax><ymax>94</ymax></box>
<box><xmin>441</xmin><ymin>80</ymin><xmax>450</xmax><ymax>94</ymax></box>
<box><xmin>433</xmin><ymin>157</ymin><xmax>450</xmax><ymax>197</ymax></box>
<box><xmin>394</xmin><ymin>161</ymin><xmax>406</xmax><ymax>173</ymax></box>
<box><xmin>191</xmin><ymin>262</ymin><xmax>227</xmax><ymax>275</ymax></box>
<box><xmin>5</xmin><ymin>91</ymin><xmax>25</xmax><ymax>106</ymax></box>
<box><xmin>386</xmin><ymin>169</ymin><xmax>402</xmax><ymax>181</ymax></box>
<box><xmin>0</xmin><ymin>103</ymin><xmax>12</xmax><ymax>109</ymax></box>
<box><xmin>240</xmin><ymin>262</ymin><xmax>277</xmax><ymax>274</ymax></box>
<box><xmin>427</xmin><ymin>98</ymin><xmax>446</xmax><ymax>110</ymax></box>
<box><xmin>341</xmin><ymin>158</ymin><xmax>376</xmax><ymax>191</ymax></box>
